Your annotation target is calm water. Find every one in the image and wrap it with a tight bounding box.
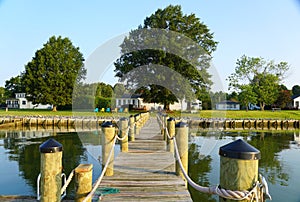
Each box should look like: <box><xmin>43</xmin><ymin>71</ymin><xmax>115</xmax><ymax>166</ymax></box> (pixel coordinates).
<box><xmin>0</xmin><ymin>130</ymin><xmax>299</xmax><ymax>201</ymax></box>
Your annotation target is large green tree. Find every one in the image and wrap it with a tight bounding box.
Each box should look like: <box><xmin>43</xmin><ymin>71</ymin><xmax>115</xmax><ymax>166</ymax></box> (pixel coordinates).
<box><xmin>5</xmin><ymin>76</ymin><xmax>23</xmax><ymax>98</ymax></box>
<box><xmin>22</xmin><ymin>36</ymin><xmax>86</xmax><ymax>111</ymax></box>
<box><xmin>292</xmin><ymin>85</ymin><xmax>300</xmax><ymax>96</ymax></box>
<box><xmin>114</xmin><ymin>5</ymin><xmax>217</xmax><ymax>110</ymax></box>
<box><xmin>228</xmin><ymin>55</ymin><xmax>289</xmax><ymax>110</ymax></box>
<box><xmin>0</xmin><ymin>87</ymin><xmax>6</xmax><ymax>105</ymax></box>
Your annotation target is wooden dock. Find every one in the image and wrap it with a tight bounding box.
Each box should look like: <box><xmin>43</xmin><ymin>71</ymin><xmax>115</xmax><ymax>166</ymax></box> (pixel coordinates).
<box><xmin>97</xmin><ymin>117</ymin><xmax>192</xmax><ymax>201</ymax></box>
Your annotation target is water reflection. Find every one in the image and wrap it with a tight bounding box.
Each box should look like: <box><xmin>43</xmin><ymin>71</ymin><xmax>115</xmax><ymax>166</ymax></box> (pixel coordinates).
<box><xmin>188</xmin><ymin>130</ymin><xmax>300</xmax><ymax>202</ymax></box>
<box><xmin>0</xmin><ymin>129</ymin><xmax>299</xmax><ymax>201</ymax></box>
<box><xmin>0</xmin><ymin>130</ymin><xmax>92</xmax><ymax>197</ymax></box>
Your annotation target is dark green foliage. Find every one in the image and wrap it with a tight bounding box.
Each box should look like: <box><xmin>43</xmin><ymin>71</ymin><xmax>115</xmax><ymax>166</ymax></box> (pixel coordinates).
<box><xmin>114</xmin><ymin>5</ymin><xmax>217</xmax><ymax>110</ymax></box>
<box><xmin>4</xmin><ymin>76</ymin><xmax>23</xmax><ymax>98</ymax></box>
<box><xmin>292</xmin><ymin>85</ymin><xmax>300</xmax><ymax>96</ymax></box>
<box><xmin>21</xmin><ymin>36</ymin><xmax>86</xmax><ymax>111</ymax></box>
<box><xmin>0</xmin><ymin>87</ymin><xmax>6</xmax><ymax>105</ymax></box>
<box><xmin>95</xmin><ymin>97</ymin><xmax>113</xmax><ymax>109</ymax></box>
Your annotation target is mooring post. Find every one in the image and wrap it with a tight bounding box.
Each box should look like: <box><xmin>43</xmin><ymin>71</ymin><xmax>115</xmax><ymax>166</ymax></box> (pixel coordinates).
<box><xmin>39</xmin><ymin>138</ymin><xmax>63</xmax><ymax>202</ymax></box>
<box><xmin>119</xmin><ymin>117</ymin><xmax>128</xmax><ymax>152</ymax></box>
<box><xmin>167</xmin><ymin>117</ymin><xmax>175</xmax><ymax>154</ymax></box>
<box><xmin>134</xmin><ymin>114</ymin><xmax>140</xmax><ymax>136</ymax></box>
<box><xmin>129</xmin><ymin>115</ymin><xmax>135</xmax><ymax>141</ymax></box>
<box><xmin>175</xmin><ymin>122</ymin><xmax>189</xmax><ymax>185</ymax></box>
<box><xmin>75</xmin><ymin>164</ymin><xmax>93</xmax><ymax>202</ymax></box>
<box><xmin>163</xmin><ymin>115</ymin><xmax>169</xmax><ymax>141</ymax></box>
<box><xmin>219</xmin><ymin>139</ymin><xmax>261</xmax><ymax>202</ymax></box>
<box><xmin>101</xmin><ymin>121</ymin><xmax>115</xmax><ymax>176</ymax></box>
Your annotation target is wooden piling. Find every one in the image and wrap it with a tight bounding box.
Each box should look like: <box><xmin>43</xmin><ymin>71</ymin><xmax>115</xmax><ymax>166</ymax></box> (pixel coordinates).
<box><xmin>129</xmin><ymin>115</ymin><xmax>135</xmax><ymax>141</ymax></box>
<box><xmin>175</xmin><ymin>122</ymin><xmax>189</xmax><ymax>185</ymax></box>
<box><xmin>75</xmin><ymin>164</ymin><xmax>93</xmax><ymax>202</ymax></box>
<box><xmin>167</xmin><ymin>117</ymin><xmax>175</xmax><ymax>154</ymax></box>
<box><xmin>101</xmin><ymin>122</ymin><xmax>115</xmax><ymax>176</ymax></box>
<box><xmin>119</xmin><ymin>118</ymin><xmax>128</xmax><ymax>152</ymax></box>
<box><xmin>39</xmin><ymin>139</ymin><xmax>63</xmax><ymax>202</ymax></box>
<box><xmin>219</xmin><ymin>139</ymin><xmax>261</xmax><ymax>202</ymax></box>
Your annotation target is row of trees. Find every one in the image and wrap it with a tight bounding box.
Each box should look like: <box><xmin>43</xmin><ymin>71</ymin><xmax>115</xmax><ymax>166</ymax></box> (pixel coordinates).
<box><xmin>0</xmin><ymin>5</ymin><xmax>296</xmax><ymax>111</ymax></box>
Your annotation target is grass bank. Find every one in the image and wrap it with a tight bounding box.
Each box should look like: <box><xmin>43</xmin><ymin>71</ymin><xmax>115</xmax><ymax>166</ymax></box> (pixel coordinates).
<box><xmin>1</xmin><ymin>109</ymin><xmax>300</xmax><ymax>120</ymax></box>
<box><xmin>171</xmin><ymin>110</ymin><xmax>300</xmax><ymax>120</ymax></box>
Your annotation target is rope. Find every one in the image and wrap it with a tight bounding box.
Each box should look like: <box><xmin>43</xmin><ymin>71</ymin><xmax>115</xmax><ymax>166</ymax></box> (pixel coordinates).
<box><xmin>116</xmin><ymin>125</ymin><xmax>130</xmax><ymax>141</ymax></box>
<box><xmin>156</xmin><ymin>114</ymin><xmax>263</xmax><ymax>201</ymax></box>
<box><xmin>83</xmin><ymin>135</ymin><xmax>118</xmax><ymax>202</ymax></box>
<box><xmin>61</xmin><ymin>169</ymin><xmax>75</xmax><ymax>195</ymax></box>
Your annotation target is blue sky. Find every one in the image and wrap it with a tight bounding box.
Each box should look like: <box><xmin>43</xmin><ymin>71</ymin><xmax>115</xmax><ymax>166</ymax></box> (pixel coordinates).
<box><xmin>1</xmin><ymin>0</ymin><xmax>300</xmax><ymax>91</ymax></box>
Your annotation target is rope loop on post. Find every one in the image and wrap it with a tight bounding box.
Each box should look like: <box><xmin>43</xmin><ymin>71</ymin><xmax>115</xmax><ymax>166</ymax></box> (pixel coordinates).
<box><xmin>83</xmin><ymin>135</ymin><xmax>118</xmax><ymax>202</ymax></box>
<box><xmin>156</xmin><ymin>114</ymin><xmax>271</xmax><ymax>202</ymax></box>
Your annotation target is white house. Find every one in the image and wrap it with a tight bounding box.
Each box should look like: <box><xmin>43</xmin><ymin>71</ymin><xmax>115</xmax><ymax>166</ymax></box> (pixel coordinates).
<box><xmin>292</xmin><ymin>94</ymin><xmax>300</xmax><ymax>109</ymax></box>
<box><xmin>6</xmin><ymin>93</ymin><xmax>52</xmax><ymax>109</ymax></box>
<box><xmin>115</xmin><ymin>94</ymin><xmax>201</xmax><ymax>111</ymax></box>
<box><xmin>216</xmin><ymin>100</ymin><xmax>240</xmax><ymax>110</ymax></box>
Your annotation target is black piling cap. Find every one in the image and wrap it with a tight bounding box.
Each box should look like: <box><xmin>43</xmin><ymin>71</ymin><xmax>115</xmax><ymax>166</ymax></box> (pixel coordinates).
<box><xmin>167</xmin><ymin>117</ymin><xmax>175</xmax><ymax>122</ymax></box>
<box><xmin>175</xmin><ymin>122</ymin><xmax>188</xmax><ymax>128</ymax></box>
<box><xmin>219</xmin><ymin>139</ymin><xmax>261</xmax><ymax>160</ymax></box>
<box><xmin>40</xmin><ymin>138</ymin><xmax>63</xmax><ymax>153</ymax></box>
<box><xmin>101</xmin><ymin>121</ymin><xmax>113</xmax><ymax>128</ymax></box>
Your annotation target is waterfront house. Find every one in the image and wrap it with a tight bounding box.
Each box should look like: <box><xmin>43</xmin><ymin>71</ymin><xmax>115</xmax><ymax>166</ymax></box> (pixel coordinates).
<box><xmin>115</xmin><ymin>94</ymin><xmax>201</xmax><ymax>111</ymax></box>
<box><xmin>216</xmin><ymin>100</ymin><xmax>240</xmax><ymax>110</ymax></box>
<box><xmin>292</xmin><ymin>94</ymin><xmax>300</xmax><ymax>109</ymax></box>
<box><xmin>6</xmin><ymin>93</ymin><xmax>52</xmax><ymax>109</ymax></box>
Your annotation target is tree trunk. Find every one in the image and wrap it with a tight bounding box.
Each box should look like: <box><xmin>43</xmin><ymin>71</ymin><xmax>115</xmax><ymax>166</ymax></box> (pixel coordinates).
<box><xmin>52</xmin><ymin>105</ymin><xmax>57</xmax><ymax>112</ymax></box>
<box><xmin>164</xmin><ymin>103</ymin><xmax>170</xmax><ymax>111</ymax></box>
<box><xmin>259</xmin><ymin>102</ymin><xmax>265</xmax><ymax>111</ymax></box>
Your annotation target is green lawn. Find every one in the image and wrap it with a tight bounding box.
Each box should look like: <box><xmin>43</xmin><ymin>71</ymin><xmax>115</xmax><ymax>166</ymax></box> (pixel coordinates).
<box><xmin>170</xmin><ymin>110</ymin><xmax>300</xmax><ymax>120</ymax></box>
<box><xmin>1</xmin><ymin>109</ymin><xmax>300</xmax><ymax>120</ymax></box>
<box><xmin>0</xmin><ymin>109</ymin><xmax>132</xmax><ymax>117</ymax></box>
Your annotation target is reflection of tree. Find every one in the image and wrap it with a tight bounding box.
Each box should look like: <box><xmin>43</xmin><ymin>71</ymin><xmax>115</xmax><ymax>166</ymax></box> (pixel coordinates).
<box><xmin>3</xmin><ymin>133</ymin><xmax>86</xmax><ymax>196</ymax></box>
<box><xmin>188</xmin><ymin>143</ymin><xmax>216</xmax><ymax>202</ymax></box>
<box><xmin>249</xmin><ymin>132</ymin><xmax>292</xmax><ymax>186</ymax></box>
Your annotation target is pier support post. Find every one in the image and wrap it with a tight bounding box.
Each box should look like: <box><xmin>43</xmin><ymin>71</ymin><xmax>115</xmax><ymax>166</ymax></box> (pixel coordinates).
<box><xmin>75</xmin><ymin>164</ymin><xmax>93</xmax><ymax>202</ymax></box>
<box><xmin>167</xmin><ymin>117</ymin><xmax>175</xmax><ymax>154</ymax></box>
<box><xmin>134</xmin><ymin>114</ymin><xmax>140</xmax><ymax>136</ymax></box>
<box><xmin>175</xmin><ymin>122</ymin><xmax>189</xmax><ymax>185</ymax></box>
<box><xmin>129</xmin><ymin>115</ymin><xmax>135</xmax><ymax>141</ymax></box>
<box><xmin>101</xmin><ymin>121</ymin><xmax>115</xmax><ymax>176</ymax></box>
<box><xmin>219</xmin><ymin>139</ymin><xmax>261</xmax><ymax>202</ymax></box>
<box><xmin>119</xmin><ymin>117</ymin><xmax>128</xmax><ymax>152</ymax></box>
<box><xmin>39</xmin><ymin>138</ymin><xmax>63</xmax><ymax>202</ymax></box>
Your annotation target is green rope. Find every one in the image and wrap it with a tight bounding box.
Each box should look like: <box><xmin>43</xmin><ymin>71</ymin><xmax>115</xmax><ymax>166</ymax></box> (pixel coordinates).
<box><xmin>94</xmin><ymin>187</ymin><xmax>120</xmax><ymax>198</ymax></box>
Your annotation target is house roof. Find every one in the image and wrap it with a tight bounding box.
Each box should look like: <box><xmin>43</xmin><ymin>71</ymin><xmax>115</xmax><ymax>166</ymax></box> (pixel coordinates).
<box><xmin>217</xmin><ymin>100</ymin><xmax>239</xmax><ymax>105</ymax></box>
<box><xmin>119</xmin><ymin>94</ymin><xmax>142</xmax><ymax>99</ymax></box>
<box><xmin>292</xmin><ymin>94</ymin><xmax>300</xmax><ymax>100</ymax></box>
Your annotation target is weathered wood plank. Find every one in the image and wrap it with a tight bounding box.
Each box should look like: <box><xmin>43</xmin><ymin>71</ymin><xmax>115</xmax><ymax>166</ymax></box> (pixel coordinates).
<box><xmin>98</xmin><ymin>117</ymin><xmax>192</xmax><ymax>201</ymax></box>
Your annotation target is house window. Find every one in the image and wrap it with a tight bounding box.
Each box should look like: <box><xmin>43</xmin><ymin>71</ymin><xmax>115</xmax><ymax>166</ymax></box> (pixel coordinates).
<box><xmin>22</xmin><ymin>101</ymin><xmax>26</xmax><ymax>105</ymax></box>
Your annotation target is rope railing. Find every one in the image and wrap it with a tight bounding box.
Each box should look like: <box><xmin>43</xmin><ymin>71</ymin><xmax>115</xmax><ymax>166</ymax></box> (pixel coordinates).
<box><xmin>82</xmin><ymin>119</ymin><xmax>133</xmax><ymax>202</ymax></box>
<box><xmin>61</xmin><ymin>169</ymin><xmax>75</xmax><ymax>195</ymax></box>
<box><xmin>156</xmin><ymin>114</ymin><xmax>271</xmax><ymax>202</ymax></box>
<box><xmin>83</xmin><ymin>135</ymin><xmax>118</xmax><ymax>202</ymax></box>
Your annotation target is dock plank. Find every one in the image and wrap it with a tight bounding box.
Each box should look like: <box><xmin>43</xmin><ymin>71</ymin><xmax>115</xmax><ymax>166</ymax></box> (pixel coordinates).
<box><xmin>98</xmin><ymin>117</ymin><xmax>192</xmax><ymax>201</ymax></box>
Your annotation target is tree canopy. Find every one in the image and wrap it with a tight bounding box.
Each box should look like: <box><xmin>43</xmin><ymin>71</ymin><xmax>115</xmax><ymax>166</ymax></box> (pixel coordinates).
<box><xmin>5</xmin><ymin>76</ymin><xmax>23</xmax><ymax>98</ymax></box>
<box><xmin>114</xmin><ymin>5</ymin><xmax>218</xmax><ymax>110</ymax></box>
<box><xmin>21</xmin><ymin>36</ymin><xmax>86</xmax><ymax>111</ymax></box>
<box><xmin>292</xmin><ymin>85</ymin><xmax>300</xmax><ymax>96</ymax></box>
<box><xmin>228</xmin><ymin>55</ymin><xmax>289</xmax><ymax>110</ymax></box>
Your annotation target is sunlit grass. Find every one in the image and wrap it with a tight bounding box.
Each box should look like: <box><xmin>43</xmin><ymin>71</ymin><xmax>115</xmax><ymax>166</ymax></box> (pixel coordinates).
<box><xmin>1</xmin><ymin>109</ymin><xmax>300</xmax><ymax>119</ymax></box>
<box><xmin>169</xmin><ymin>110</ymin><xmax>300</xmax><ymax>120</ymax></box>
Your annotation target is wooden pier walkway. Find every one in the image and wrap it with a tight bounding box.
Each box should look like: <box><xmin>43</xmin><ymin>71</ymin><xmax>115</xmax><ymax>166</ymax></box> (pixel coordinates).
<box><xmin>98</xmin><ymin>117</ymin><xmax>192</xmax><ymax>201</ymax></box>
